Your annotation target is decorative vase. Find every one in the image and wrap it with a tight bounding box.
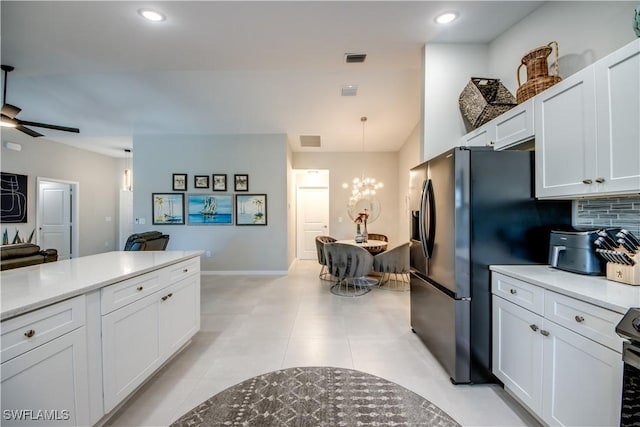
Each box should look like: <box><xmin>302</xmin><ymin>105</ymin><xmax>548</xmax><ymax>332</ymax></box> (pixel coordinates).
<box><xmin>355</xmin><ymin>223</ymin><xmax>364</xmax><ymax>243</ymax></box>
<box><xmin>362</xmin><ymin>220</ymin><xmax>368</xmax><ymax>243</ymax></box>
<box><xmin>516</xmin><ymin>41</ymin><xmax>562</xmax><ymax>103</ymax></box>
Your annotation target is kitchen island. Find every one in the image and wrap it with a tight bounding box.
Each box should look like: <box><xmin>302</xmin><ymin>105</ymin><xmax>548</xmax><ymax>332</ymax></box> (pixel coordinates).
<box><xmin>1</xmin><ymin>250</ymin><xmax>202</xmax><ymax>426</ymax></box>
<box><xmin>490</xmin><ymin>264</ymin><xmax>638</xmax><ymax>426</ymax></box>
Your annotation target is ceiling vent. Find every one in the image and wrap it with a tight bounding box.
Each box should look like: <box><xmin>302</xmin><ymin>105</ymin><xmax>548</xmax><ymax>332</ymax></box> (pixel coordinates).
<box><xmin>341</xmin><ymin>85</ymin><xmax>358</xmax><ymax>97</ymax></box>
<box><xmin>300</xmin><ymin>135</ymin><xmax>321</xmax><ymax>147</ymax></box>
<box><xmin>345</xmin><ymin>53</ymin><xmax>366</xmax><ymax>63</ymax></box>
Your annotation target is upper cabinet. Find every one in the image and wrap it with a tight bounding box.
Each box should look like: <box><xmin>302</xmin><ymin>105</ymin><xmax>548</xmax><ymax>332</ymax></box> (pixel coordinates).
<box><xmin>461</xmin><ymin>98</ymin><xmax>534</xmax><ymax>150</ymax></box>
<box><xmin>536</xmin><ymin>39</ymin><xmax>640</xmax><ymax>199</ymax></box>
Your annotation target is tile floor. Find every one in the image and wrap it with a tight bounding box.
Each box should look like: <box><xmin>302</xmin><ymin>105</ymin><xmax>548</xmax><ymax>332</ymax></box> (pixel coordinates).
<box><xmin>106</xmin><ymin>260</ymin><xmax>540</xmax><ymax>426</ymax></box>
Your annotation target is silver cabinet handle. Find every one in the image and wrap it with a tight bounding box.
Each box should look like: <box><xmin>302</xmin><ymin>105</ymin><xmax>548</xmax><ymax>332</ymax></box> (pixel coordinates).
<box><xmin>183</xmin><ymin>268</ymin><xmax>188</xmax><ymax>273</ymax></box>
<box><xmin>24</xmin><ymin>329</ymin><xmax>36</xmax><ymax>338</ymax></box>
<box><xmin>540</xmin><ymin>330</ymin><xmax>550</xmax><ymax>336</ymax></box>
<box><xmin>509</xmin><ymin>289</ymin><xmax>517</xmax><ymax>295</ymax></box>
<box><xmin>595</xmin><ymin>177</ymin><xmax>605</xmax><ymax>183</ymax></box>
<box><xmin>137</xmin><ymin>286</ymin><xmax>144</xmax><ymax>291</ymax></box>
<box><xmin>582</xmin><ymin>179</ymin><xmax>593</xmax><ymax>184</ymax></box>
<box><xmin>529</xmin><ymin>324</ymin><xmax>539</xmax><ymax>332</ymax></box>
<box><xmin>575</xmin><ymin>315</ymin><xmax>585</xmax><ymax>323</ymax></box>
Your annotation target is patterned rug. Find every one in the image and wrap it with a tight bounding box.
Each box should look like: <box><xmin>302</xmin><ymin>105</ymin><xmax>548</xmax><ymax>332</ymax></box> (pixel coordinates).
<box><xmin>171</xmin><ymin>366</ymin><xmax>460</xmax><ymax>426</ymax></box>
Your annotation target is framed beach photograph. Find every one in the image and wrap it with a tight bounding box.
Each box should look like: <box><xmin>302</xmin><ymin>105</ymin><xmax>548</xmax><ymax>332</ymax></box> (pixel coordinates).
<box><xmin>212</xmin><ymin>174</ymin><xmax>227</xmax><ymax>191</ymax></box>
<box><xmin>194</xmin><ymin>175</ymin><xmax>210</xmax><ymax>189</ymax></box>
<box><xmin>187</xmin><ymin>194</ymin><xmax>233</xmax><ymax>225</ymax></box>
<box><xmin>152</xmin><ymin>193</ymin><xmax>185</xmax><ymax>225</ymax></box>
<box><xmin>235</xmin><ymin>194</ymin><xmax>267</xmax><ymax>225</ymax></box>
<box><xmin>172</xmin><ymin>173</ymin><xmax>187</xmax><ymax>191</ymax></box>
<box><xmin>234</xmin><ymin>174</ymin><xmax>249</xmax><ymax>192</ymax></box>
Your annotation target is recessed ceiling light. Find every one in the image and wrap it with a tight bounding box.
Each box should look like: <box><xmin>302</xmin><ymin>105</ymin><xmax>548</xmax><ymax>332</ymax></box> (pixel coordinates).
<box><xmin>138</xmin><ymin>8</ymin><xmax>166</xmax><ymax>22</ymax></box>
<box><xmin>435</xmin><ymin>12</ymin><xmax>458</xmax><ymax>24</ymax></box>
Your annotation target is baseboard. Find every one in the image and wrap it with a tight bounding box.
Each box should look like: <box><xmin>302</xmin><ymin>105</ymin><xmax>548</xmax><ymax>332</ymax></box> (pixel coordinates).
<box><xmin>201</xmin><ymin>270</ymin><xmax>288</xmax><ymax>276</ymax></box>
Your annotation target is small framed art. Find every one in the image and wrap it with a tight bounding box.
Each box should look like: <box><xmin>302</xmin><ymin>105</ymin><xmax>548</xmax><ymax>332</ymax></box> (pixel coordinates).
<box><xmin>152</xmin><ymin>193</ymin><xmax>185</xmax><ymax>225</ymax></box>
<box><xmin>172</xmin><ymin>174</ymin><xmax>187</xmax><ymax>191</ymax></box>
<box><xmin>212</xmin><ymin>174</ymin><xmax>227</xmax><ymax>191</ymax></box>
<box><xmin>187</xmin><ymin>194</ymin><xmax>233</xmax><ymax>225</ymax></box>
<box><xmin>236</xmin><ymin>194</ymin><xmax>267</xmax><ymax>225</ymax></box>
<box><xmin>194</xmin><ymin>175</ymin><xmax>210</xmax><ymax>189</ymax></box>
<box><xmin>234</xmin><ymin>174</ymin><xmax>249</xmax><ymax>192</ymax></box>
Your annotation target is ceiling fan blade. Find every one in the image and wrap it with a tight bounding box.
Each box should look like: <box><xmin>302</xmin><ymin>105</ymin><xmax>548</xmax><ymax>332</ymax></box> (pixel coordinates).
<box><xmin>16</xmin><ymin>125</ymin><xmax>44</xmax><ymax>138</ymax></box>
<box><xmin>1</xmin><ymin>103</ymin><xmax>21</xmax><ymax>119</ymax></box>
<box><xmin>17</xmin><ymin>119</ymin><xmax>80</xmax><ymax>134</ymax></box>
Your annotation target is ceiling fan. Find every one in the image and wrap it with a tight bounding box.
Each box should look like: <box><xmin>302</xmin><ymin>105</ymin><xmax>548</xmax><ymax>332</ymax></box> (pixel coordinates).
<box><xmin>1</xmin><ymin>64</ymin><xmax>80</xmax><ymax>137</ymax></box>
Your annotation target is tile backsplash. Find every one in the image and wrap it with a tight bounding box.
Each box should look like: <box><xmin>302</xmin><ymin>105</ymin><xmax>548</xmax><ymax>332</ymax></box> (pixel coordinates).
<box><xmin>574</xmin><ymin>196</ymin><xmax>640</xmax><ymax>237</ymax></box>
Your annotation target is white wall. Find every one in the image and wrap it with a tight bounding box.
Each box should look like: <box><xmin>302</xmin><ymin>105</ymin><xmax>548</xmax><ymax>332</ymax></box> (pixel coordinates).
<box><xmin>292</xmin><ymin>151</ymin><xmax>401</xmax><ymax>246</ymax></box>
<box><xmin>0</xmin><ymin>130</ymin><xmax>120</xmax><ymax>256</ymax></box>
<box><xmin>133</xmin><ymin>134</ymin><xmax>289</xmax><ymax>273</ymax></box>
<box><xmin>397</xmin><ymin>122</ymin><xmax>422</xmax><ymax>242</ymax></box>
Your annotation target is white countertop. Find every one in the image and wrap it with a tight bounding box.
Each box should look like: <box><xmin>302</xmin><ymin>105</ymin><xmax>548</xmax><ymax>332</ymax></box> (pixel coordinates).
<box><xmin>490</xmin><ymin>265</ymin><xmax>640</xmax><ymax>314</ymax></box>
<box><xmin>0</xmin><ymin>251</ymin><xmax>202</xmax><ymax>320</ymax></box>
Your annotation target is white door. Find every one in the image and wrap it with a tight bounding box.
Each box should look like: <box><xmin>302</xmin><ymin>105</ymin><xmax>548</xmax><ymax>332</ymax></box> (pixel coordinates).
<box><xmin>38</xmin><ymin>180</ymin><xmax>72</xmax><ymax>260</ymax></box>
<box><xmin>296</xmin><ymin>186</ymin><xmax>329</xmax><ymax>260</ymax></box>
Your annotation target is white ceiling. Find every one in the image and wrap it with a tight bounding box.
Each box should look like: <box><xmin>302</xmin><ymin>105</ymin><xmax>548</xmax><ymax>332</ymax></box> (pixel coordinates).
<box><xmin>0</xmin><ymin>1</ymin><xmax>543</xmax><ymax>158</ymax></box>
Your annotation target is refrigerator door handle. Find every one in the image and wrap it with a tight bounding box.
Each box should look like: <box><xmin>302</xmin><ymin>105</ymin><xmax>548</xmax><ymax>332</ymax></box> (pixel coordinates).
<box><xmin>420</xmin><ymin>179</ymin><xmax>436</xmax><ymax>258</ymax></box>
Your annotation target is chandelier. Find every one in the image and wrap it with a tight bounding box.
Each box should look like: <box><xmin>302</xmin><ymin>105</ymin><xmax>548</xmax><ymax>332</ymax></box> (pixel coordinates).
<box><xmin>342</xmin><ymin>116</ymin><xmax>383</xmax><ymax>204</ymax></box>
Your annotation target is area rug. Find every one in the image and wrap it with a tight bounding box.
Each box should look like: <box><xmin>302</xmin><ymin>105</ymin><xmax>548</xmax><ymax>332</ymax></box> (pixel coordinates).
<box><xmin>171</xmin><ymin>366</ymin><xmax>460</xmax><ymax>426</ymax></box>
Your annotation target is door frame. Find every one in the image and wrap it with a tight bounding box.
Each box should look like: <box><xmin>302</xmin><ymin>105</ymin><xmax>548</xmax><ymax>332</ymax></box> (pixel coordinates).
<box><xmin>36</xmin><ymin>177</ymin><xmax>80</xmax><ymax>259</ymax></box>
<box><xmin>294</xmin><ymin>169</ymin><xmax>330</xmax><ymax>260</ymax></box>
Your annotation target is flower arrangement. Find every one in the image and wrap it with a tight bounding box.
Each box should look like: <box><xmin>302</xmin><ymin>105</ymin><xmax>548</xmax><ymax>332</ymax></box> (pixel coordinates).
<box><xmin>354</xmin><ymin>208</ymin><xmax>369</xmax><ymax>225</ymax></box>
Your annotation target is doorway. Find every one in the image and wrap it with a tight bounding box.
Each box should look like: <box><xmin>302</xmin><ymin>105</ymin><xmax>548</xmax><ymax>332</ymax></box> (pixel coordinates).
<box><xmin>295</xmin><ymin>170</ymin><xmax>330</xmax><ymax>260</ymax></box>
<box><xmin>36</xmin><ymin>178</ymin><xmax>79</xmax><ymax>260</ymax></box>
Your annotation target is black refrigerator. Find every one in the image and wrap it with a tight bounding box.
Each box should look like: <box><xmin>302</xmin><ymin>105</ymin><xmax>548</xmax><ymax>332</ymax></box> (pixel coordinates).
<box><xmin>409</xmin><ymin>146</ymin><xmax>571</xmax><ymax>384</ymax></box>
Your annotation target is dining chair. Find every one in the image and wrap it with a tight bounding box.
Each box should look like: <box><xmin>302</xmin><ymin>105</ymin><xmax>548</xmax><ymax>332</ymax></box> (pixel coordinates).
<box><xmin>373</xmin><ymin>242</ymin><xmax>410</xmax><ymax>291</ymax></box>
<box><xmin>315</xmin><ymin>235</ymin><xmax>337</xmax><ymax>281</ymax></box>
<box><xmin>366</xmin><ymin>233</ymin><xmax>388</xmax><ymax>254</ymax></box>
<box><xmin>323</xmin><ymin>242</ymin><xmax>374</xmax><ymax>297</ymax></box>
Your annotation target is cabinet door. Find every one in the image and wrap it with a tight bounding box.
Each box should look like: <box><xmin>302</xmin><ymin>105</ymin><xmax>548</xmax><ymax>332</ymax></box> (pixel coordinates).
<box><xmin>101</xmin><ymin>294</ymin><xmax>162</xmax><ymax>412</ymax></box>
<box><xmin>461</xmin><ymin>124</ymin><xmax>493</xmax><ymax>147</ymax></box>
<box><xmin>492</xmin><ymin>296</ymin><xmax>544</xmax><ymax>413</ymax></box>
<box><xmin>493</xmin><ymin>99</ymin><xmax>534</xmax><ymax>150</ymax></box>
<box><xmin>541</xmin><ymin>321</ymin><xmax>622</xmax><ymax>427</ymax></box>
<box><xmin>535</xmin><ymin>67</ymin><xmax>597</xmax><ymax>198</ymax></box>
<box><xmin>159</xmin><ymin>275</ymin><xmax>200</xmax><ymax>358</ymax></box>
<box><xmin>595</xmin><ymin>39</ymin><xmax>640</xmax><ymax>195</ymax></box>
<box><xmin>1</xmin><ymin>327</ymin><xmax>90</xmax><ymax>426</ymax></box>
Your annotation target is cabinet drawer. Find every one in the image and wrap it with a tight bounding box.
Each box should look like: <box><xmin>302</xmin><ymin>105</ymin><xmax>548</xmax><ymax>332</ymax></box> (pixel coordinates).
<box><xmin>461</xmin><ymin>125</ymin><xmax>493</xmax><ymax>147</ymax></box>
<box><xmin>492</xmin><ymin>273</ymin><xmax>544</xmax><ymax>315</ymax></box>
<box><xmin>163</xmin><ymin>257</ymin><xmax>200</xmax><ymax>284</ymax></box>
<box><xmin>493</xmin><ymin>99</ymin><xmax>534</xmax><ymax>150</ymax></box>
<box><xmin>101</xmin><ymin>270</ymin><xmax>163</xmax><ymax>314</ymax></box>
<box><xmin>544</xmin><ymin>291</ymin><xmax>623</xmax><ymax>351</ymax></box>
<box><xmin>1</xmin><ymin>295</ymin><xmax>86</xmax><ymax>363</ymax></box>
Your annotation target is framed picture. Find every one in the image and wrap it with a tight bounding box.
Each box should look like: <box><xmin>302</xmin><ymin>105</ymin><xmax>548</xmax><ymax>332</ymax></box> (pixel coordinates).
<box><xmin>234</xmin><ymin>174</ymin><xmax>249</xmax><ymax>192</ymax></box>
<box><xmin>236</xmin><ymin>194</ymin><xmax>267</xmax><ymax>225</ymax></box>
<box><xmin>172</xmin><ymin>173</ymin><xmax>187</xmax><ymax>191</ymax></box>
<box><xmin>152</xmin><ymin>193</ymin><xmax>185</xmax><ymax>225</ymax></box>
<box><xmin>212</xmin><ymin>174</ymin><xmax>227</xmax><ymax>191</ymax></box>
<box><xmin>0</xmin><ymin>172</ymin><xmax>28</xmax><ymax>223</ymax></box>
<box><xmin>187</xmin><ymin>194</ymin><xmax>233</xmax><ymax>225</ymax></box>
<box><xmin>194</xmin><ymin>175</ymin><xmax>210</xmax><ymax>189</ymax></box>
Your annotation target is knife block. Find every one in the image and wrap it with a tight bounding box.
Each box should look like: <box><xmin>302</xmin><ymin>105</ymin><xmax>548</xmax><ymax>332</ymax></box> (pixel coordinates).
<box><xmin>605</xmin><ymin>248</ymin><xmax>640</xmax><ymax>286</ymax></box>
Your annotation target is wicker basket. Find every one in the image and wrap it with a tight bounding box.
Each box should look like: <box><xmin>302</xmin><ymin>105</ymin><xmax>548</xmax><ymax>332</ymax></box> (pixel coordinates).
<box><xmin>458</xmin><ymin>77</ymin><xmax>517</xmax><ymax>129</ymax></box>
<box><xmin>516</xmin><ymin>41</ymin><xmax>562</xmax><ymax>103</ymax></box>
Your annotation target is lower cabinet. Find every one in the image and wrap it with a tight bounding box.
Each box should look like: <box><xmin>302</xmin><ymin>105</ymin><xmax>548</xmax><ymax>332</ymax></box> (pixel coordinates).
<box><xmin>102</xmin><ymin>273</ymin><xmax>200</xmax><ymax>412</ymax></box>
<box><xmin>492</xmin><ymin>273</ymin><xmax>623</xmax><ymax>426</ymax></box>
<box><xmin>1</xmin><ymin>322</ymin><xmax>90</xmax><ymax>426</ymax></box>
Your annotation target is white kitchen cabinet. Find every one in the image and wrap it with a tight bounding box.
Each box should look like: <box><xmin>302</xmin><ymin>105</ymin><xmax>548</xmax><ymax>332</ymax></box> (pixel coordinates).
<box><xmin>101</xmin><ymin>261</ymin><xmax>200</xmax><ymax>412</ymax></box>
<box><xmin>460</xmin><ymin>99</ymin><xmax>534</xmax><ymax>150</ymax></box>
<box><xmin>536</xmin><ymin>39</ymin><xmax>640</xmax><ymax>198</ymax></box>
<box><xmin>1</xmin><ymin>297</ymin><xmax>90</xmax><ymax>426</ymax></box>
<box><xmin>461</xmin><ymin>123</ymin><xmax>492</xmax><ymax>147</ymax></box>
<box><xmin>491</xmin><ymin>272</ymin><xmax>623</xmax><ymax>426</ymax></box>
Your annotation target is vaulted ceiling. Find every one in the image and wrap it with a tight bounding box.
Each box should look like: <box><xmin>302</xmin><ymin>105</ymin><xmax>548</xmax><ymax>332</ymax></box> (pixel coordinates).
<box><xmin>1</xmin><ymin>1</ymin><xmax>543</xmax><ymax>157</ymax></box>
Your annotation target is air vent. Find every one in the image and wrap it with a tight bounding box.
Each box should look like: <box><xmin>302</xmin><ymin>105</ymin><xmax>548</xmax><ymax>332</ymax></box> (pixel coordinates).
<box><xmin>345</xmin><ymin>53</ymin><xmax>366</xmax><ymax>63</ymax></box>
<box><xmin>341</xmin><ymin>85</ymin><xmax>358</xmax><ymax>97</ymax></box>
<box><xmin>300</xmin><ymin>135</ymin><xmax>321</xmax><ymax>147</ymax></box>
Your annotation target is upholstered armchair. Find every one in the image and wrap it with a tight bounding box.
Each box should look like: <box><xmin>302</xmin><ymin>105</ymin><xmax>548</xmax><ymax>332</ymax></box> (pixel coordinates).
<box><xmin>373</xmin><ymin>242</ymin><xmax>410</xmax><ymax>291</ymax></box>
<box><xmin>315</xmin><ymin>235</ymin><xmax>337</xmax><ymax>280</ymax></box>
<box><xmin>123</xmin><ymin>231</ymin><xmax>170</xmax><ymax>251</ymax></box>
<box><xmin>323</xmin><ymin>242</ymin><xmax>374</xmax><ymax>297</ymax></box>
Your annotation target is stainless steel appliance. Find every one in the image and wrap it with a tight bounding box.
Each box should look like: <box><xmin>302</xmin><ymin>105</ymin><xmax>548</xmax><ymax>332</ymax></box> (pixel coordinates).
<box><xmin>409</xmin><ymin>147</ymin><xmax>572</xmax><ymax>384</ymax></box>
<box><xmin>616</xmin><ymin>307</ymin><xmax>640</xmax><ymax>426</ymax></box>
<box><xmin>548</xmin><ymin>228</ymin><xmax>616</xmax><ymax>275</ymax></box>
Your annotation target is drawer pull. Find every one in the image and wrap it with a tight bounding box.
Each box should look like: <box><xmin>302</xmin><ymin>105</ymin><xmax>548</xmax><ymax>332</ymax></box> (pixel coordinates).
<box><xmin>529</xmin><ymin>324</ymin><xmax>539</xmax><ymax>332</ymax></box>
<box><xmin>540</xmin><ymin>330</ymin><xmax>550</xmax><ymax>337</ymax></box>
<box><xmin>161</xmin><ymin>293</ymin><xmax>174</xmax><ymax>302</ymax></box>
<box><xmin>582</xmin><ymin>179</ymin><xmax>593</xmax><ymax>184</ymax></box>
<box><xmin>595</xmin><ymin>177</ymin><xmax>605</xmax><ymax>183</ymax></box>
<box><xmin>575</xmin><ymin>315</ymin><xmax>585</xmax><ymax>323</ymax></box>
<box><xmin>137</xmin><ymin>286</ymin><xmax>144</xmax><ymax>291</ymax></box>
<box><xmin>183</xmin><ymin>268</ymin><xmax>188</xmax><ymax>273</ymax></box>
<box><xmin>509</xmin><ymin>289</ymin><xmax>517</xmax><ymax>295</ymax></box>
<box><xmin>168</xmin><ymin>293</ymin><xmax>173</xmax><ymax>299</ymax></box>
<box><xmin>24</xmin><ymin>329</ymin><xmax>36</xmax><ymax>338</ymax></box>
